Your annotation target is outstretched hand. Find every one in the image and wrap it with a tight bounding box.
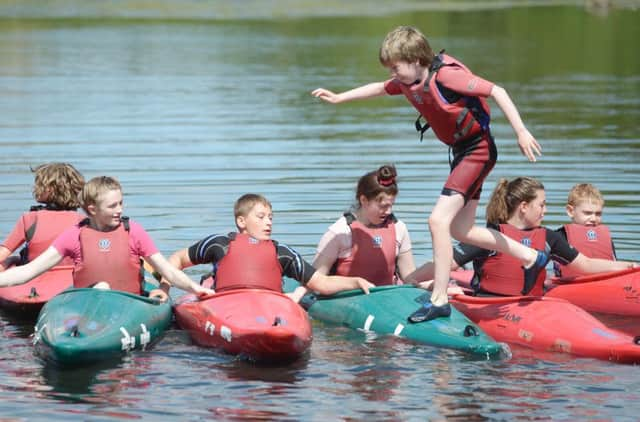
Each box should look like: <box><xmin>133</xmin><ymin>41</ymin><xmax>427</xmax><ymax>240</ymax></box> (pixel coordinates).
<box><xmin>311</xmin><ymin>88</ymin><xmax>340</xmax><ymax>104</ymax></box>
<box><xmin>194</xmin><ymin>285</ymin><xmax>215</xmax><ymax>299</ymax></box>
<box><xmin>517</xmin><ymin>128</ymin><xmax>542</xmax><ymax>162</ymax></box>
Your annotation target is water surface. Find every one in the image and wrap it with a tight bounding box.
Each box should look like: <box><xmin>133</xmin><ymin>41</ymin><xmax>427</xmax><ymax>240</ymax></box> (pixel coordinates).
<box><xmin>1</xmin><ymin>4</ymin><xmax>639</xmax><ymax>420</ymax></box>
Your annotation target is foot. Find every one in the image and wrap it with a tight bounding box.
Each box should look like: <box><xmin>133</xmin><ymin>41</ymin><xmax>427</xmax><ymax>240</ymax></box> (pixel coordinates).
<box><xmin>522</xmin><ymin>250</ymin><xmax>550</xmax><ymax>295</ymax></box>
<box><xmin>408</xmin><ymin>302</ymin><xmax>451</xmax><ymax>323</ymax></box>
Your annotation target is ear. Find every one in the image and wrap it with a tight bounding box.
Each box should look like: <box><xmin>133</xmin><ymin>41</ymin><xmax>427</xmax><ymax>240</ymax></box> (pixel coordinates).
<box><xmin>236</xmin><ymin>215</ymin><xmax>246</xmax><ymax>231</ymax></box>
<box><xmin>359</xmin><ymin>195</ymin><xmax>369</xmax><ymax>207</ymax></box>
<box><xmin>566</xmin><ymin>204</ymin><xmax>575</xmax><ymax>218</ymax></box>
<box><xmin>86</xmin><ymin>203</ymin><xmax>97</xmax><ymax>217</ymax></box>
<box><xmin>518</xmin><ymin>200</ymin><xmax>530</xmax><ymax>214</ymax></box>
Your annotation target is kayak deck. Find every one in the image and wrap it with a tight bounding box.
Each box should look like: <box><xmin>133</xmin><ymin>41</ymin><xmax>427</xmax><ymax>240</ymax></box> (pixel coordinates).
<box><xmin>34</xmin><ymin>288</ymin><xmax>172</xmax><ymax>366</ymax></box>
<box><xmin>0</xmin><ymin>265</ymin><xmax>73</xmax><ymax>317</ymax></box>
<box><xmin>451</xmin><ymin>293</ymin><xmax>640</xmax><ymax>364</ymax></box>
<box><xmin>175</xmin><ymin>288</ymin><xmax>312</xmax><ymax>363</ymax></box>
<box><xmin>286</xmin><ymin>280</ymin><xmax>505</xmax><ymax>359</ymax></box>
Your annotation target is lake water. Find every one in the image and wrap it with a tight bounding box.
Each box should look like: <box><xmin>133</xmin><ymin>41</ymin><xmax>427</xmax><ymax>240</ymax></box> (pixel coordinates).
<box><xmin>1</xmin><ymin>2</ymin><xmax>640</xmax><ymax>420</ymax></box>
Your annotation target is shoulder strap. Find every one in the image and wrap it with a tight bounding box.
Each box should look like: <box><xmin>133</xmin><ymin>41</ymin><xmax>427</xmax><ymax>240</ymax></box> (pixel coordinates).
<box><xmin>343</xmin><ymin>212</ymin><xmax>356</xmax><ymax>225</ymax></box>
<box><xmin>415</xmin><ymin>50</ymin><xmax>450</xmax><ymax>142</ymax></box>
<box><xmin>121</xmin><ymin>216</ymin><xmax>130</xmax><ymax>232</ymax></box>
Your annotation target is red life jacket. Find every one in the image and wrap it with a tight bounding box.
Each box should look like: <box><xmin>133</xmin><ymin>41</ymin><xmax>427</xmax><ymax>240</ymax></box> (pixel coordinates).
<box><xmin>215</xmin><ymin>233</ymin><xmax>283</xmax><ymax>292</ymax></box>
<box><xmin>332</xmin><ymin>213</ymin><xmax>398</xmax><ymax>286</ymax></box>
<box><xmin>400</xmin><ymin>52</ymin><xmax>491</xmax><ymax>146</ymax></box>
<box><xmin>20</xmin><ymin>206</ymin><xmax>82</xmax><ymax>265</ymax></box>
<box><xmin>478</xmin><ymin>225</ymin><xmax>547</xmax><ymax>296</ymax></box>
<box><xmin>73</xmin><ymin>217</ymin><xmax>143</xmax><ymax>294</ymax></box>
<box><xmin>558</xmin><ymin>224</ymin><xmax>615</xmax><ymax>278</ymax></box>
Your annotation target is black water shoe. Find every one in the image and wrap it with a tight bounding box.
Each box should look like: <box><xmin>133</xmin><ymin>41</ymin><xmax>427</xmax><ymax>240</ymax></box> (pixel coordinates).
<box><xmin>522</xmin><ymin>250</ymin><xmax>550</xmax><ymax>295</ymax></box>
<box><xmin>408</xmin><ymin>302</ymin><xmax>451</xmax><ymax>323</ymax></box>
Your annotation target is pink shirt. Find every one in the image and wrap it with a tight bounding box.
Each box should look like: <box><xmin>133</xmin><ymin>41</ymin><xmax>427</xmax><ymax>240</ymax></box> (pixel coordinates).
<box><xmin>52</xmin><ymin>219</ymin><xmax>158</xmax><ymax>267</ymax></box>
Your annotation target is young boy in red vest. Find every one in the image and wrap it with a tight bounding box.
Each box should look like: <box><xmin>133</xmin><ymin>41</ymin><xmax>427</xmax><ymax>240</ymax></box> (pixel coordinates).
<box><xmin>311</xmin><ymin>25</ymin><xmax>548</xmax><ymax>322</ymax></box>
<box><xmin>159</xmin><ymin>193</ymin><xmax>373</xmax><ymax>299</ymax></box>
<box><xmin>0</xmin><ymin>176</ymin><xmax>212</xmax><ymax>300</ymax></box>
<box><xmin>554</xmin><ymin>183</ymin><xmax>617</xmax><ymax>278</ymax></box>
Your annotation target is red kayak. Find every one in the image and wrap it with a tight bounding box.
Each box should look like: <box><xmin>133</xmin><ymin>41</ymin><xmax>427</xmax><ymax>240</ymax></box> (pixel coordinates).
<box><xmin>450</xmin><ymin>268</ymin><xmax>640</xmax><ymax>317</ymax></box>
<box><xmin>451</xmin><ymin>293</ymin><xmax>640</xmax><ymax>364</ymax></box>
<box><xmin>174</xmin><ymin>289</ymin><xmax>312</xmax><ymax>362</ymax></box>
<box><xmin>545</xmin><ymin>267</ymin><xmax>640</xmax><ymax>316</ymax></box>
<box><xmin>0</xmin><ymin>265</ymin><xmax>73</xmax><ymax>316</ymax></box>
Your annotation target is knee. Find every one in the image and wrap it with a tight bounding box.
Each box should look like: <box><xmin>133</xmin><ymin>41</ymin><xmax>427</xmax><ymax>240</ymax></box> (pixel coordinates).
<box><xmin>428</xmin><ymin>213</ymin><xmax>448</xmax><ymax>233</ymax></box>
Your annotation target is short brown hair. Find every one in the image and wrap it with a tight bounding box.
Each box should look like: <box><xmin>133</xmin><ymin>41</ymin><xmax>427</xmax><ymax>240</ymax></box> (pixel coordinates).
<box><xmin>32</xmin><ymin>162</ymin><xmax>84</xmax><ymax>210</ymax></box>
<box><xmin>379</xmin><ymin>26</ymin><xmax>434</xmax><ymax>68</ymax></box>
<box><xmin>234</xmin><ymin>193</ymin><xmax>272</xmax><ymax>220</ymax></box>
<box><xmin>79</xmin><ymin>176</ymin><xmax>122</xmax><ymax>214</ymax></box>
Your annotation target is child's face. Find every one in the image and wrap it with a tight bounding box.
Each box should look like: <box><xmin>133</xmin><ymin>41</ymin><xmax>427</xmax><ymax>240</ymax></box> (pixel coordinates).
<box><xmin>89</xmin><ymin>189</ymin><xmax>123</xmax><ymax>230</ymax></box>
<box><xmin>386</xmin><ymin>60</ymin><xmax>423</xmax><ymax>85</ymax></box>
<box><xmin>359</xmin><ymin>193</ymin><xmax>395</xmax><ymax>226</ymax></box>
<box><xmin>237</xmin><ymin>203</ymin><xmax>273</xmax><ymax>241</ymax></box>
<box><xmin>522</xmin><ymin>189</ymin><xmax>547</xmax><ymax>228</ymax></box>
<box><xmin>567</xmin><ymin>200</ymin><xmax>603</xmax><ymax>226</ymax></box>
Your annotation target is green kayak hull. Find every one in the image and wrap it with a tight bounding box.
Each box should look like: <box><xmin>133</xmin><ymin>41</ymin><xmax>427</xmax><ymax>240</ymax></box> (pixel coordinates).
<box><xmin>33</xmin><ymin>288</ymin><xmax>172</xmax><ymax>366</ymax></box>
<box><xmin>284</xmin><ymin>279</ymin><xmax>504</xmax><ymax>358</ymax></box>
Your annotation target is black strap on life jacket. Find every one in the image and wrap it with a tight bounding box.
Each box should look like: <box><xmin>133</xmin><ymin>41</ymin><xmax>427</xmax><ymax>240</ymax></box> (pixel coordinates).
<box><xmin>343</xmin><ymin>211</ymin><xmax>397</xmax><ymax>225</ymax></box>
<box><xmin>79</xmin><ymin>216</ymin><xmax>130</xmax><ymax>231</ymax></box>
<box><xmin>415</xmin><ymin>50</ymin><xmax>449</xmax><ymax>142</ymax></box>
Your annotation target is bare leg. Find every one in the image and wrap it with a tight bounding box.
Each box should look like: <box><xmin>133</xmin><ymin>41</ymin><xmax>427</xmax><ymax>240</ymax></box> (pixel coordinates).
<box><xmin>429</xmin><ymin>194</ymin><xmax>465</xmax><ymax>306</ymax></box>
<box><xmin>450</xmin><ymin>200</ymin><xmax>538</xmax><ymax>266</ymax></box>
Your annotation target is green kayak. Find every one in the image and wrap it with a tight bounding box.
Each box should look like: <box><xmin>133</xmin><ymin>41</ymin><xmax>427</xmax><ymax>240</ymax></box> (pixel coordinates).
<box><xmin>284</xmin><ymin>279</ymin><xmax>505</xmax><ymax>359</ymax></box>
<box><xmin>33</xmin><ymin>287</ymin><xmax>172</xmax><ymax>366</ymax></box>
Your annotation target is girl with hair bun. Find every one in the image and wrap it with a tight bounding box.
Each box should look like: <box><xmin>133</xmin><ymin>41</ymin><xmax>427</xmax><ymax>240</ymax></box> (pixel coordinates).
<box><xmin>312</xmin><ymin>164</ymin><xmax>415</xmax><ymax>287</ymax></box>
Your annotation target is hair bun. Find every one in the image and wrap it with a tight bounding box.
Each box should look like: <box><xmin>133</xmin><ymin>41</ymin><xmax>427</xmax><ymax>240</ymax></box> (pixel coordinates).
<box><xmin>377</xmin><ymin>165</ymin><xmax>397</xmax><ymax>187</ymax></box>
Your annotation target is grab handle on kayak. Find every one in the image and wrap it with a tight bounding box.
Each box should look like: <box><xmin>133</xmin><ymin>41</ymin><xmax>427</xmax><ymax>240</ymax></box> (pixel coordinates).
<box><xmin>463</xmin><ymin>325</ymin><xmax>479</xmax><ymax>337</ymax></box>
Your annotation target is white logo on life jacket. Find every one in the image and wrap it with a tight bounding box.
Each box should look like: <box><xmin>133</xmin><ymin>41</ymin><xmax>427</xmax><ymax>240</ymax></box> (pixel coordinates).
<box><xmin>412</xmin><ymin>93</ymin><xmax>423</xmax><ymax>105</ymax></box>
<box><xmin>98</xmin><ymin>238</ymin><xmax>111</xmax><ymax>251</ymax></box>
<box><xmin>249</xmin><ymin>237</ymin><xmax>259</xmax><ymax>244</ymax></box>
<box><xmin>587</xmin><ymin>229</ymin><xmax>598</xmax><ymax>241</ymax></box>
<box><xmin>521</xmin><ymin>237</ymin><xmax>532</xmax><ymax>248</ymax></box>
<box><xmin>372</xmin><ymin>235</ymin><xmax>383</xmax><ymax>248</ymax></box>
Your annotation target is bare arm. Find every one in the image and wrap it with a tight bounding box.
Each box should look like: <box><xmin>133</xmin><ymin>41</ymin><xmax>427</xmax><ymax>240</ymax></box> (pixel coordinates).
<box><xmin>490</xmin><ymin>85</ymin><xmax>541</xmax><ymax>162</ymax></box>
<box><xmin>306</xmin><ymin>271</ymin><xmax>373</xmax><ymax>296</ymax></box>
<box><xmin>0</xmin><ymin>246</ymin><xmax>62</xmax><ymax>287</ymax></box>
<box><xmin>146</xmin><ymin>252</ymin><xmax>214</xmax><ymax>297</ymax></box>
<box><xmin>287</xmin><ymin>234</ymin><xmax>343</xmax><ymax>301</ymax></box>
<box><xmin>311</xmin><ymin>82</ymin><xmax>386</xmax><ymax>104</ymax></box>
<box><xmin>396</xmin><ymin>249</ymin><xmax>416</xmax><ymax>282</ymax></box>
<box><xmin>568</xmin><ymin>253</ymin><xmax>636</xmax><ymax>274</ymax></box>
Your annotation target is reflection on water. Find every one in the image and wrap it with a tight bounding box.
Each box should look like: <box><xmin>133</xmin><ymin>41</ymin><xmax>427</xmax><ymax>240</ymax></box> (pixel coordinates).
<box><xmin>1</xmin><ymin>3</ymin><xmax>640</xmax><ymax>420</ymax></box>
